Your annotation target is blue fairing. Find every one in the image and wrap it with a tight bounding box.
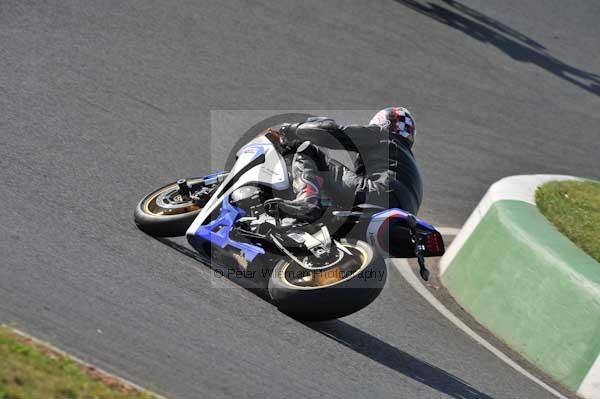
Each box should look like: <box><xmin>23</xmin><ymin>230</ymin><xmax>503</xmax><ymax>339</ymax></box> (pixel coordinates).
<box><xmin>203</xmin><ymin>170</ymin><xmax>225</xmax><ymax>185</ymax></box>
<box><xmin>188</xmin><ymin>195</ymin><xmax>265</xmax><ymax>261</ymax></box>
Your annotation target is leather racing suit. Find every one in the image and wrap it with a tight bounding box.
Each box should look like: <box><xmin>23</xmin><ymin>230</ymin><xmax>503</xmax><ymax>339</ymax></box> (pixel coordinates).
<box><xmin>267</xmin><ymin>117</ymin><xmax>423</xmax><ymax>222</ymax></box>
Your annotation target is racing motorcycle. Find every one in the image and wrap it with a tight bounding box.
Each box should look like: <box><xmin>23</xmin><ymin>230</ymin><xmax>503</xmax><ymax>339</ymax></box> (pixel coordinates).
<box><xmin>134</xmin><ymin>130</ymin><xmax>445</xmax><ymax>321</ymax></box>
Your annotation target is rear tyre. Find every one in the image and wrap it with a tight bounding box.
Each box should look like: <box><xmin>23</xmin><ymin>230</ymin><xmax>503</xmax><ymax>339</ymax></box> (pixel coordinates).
<box><xmin>268</xmin><ymin>239</ymin><xmax>386</xmax><ymax>321</ymax></box>
<box><xmin>134</xmin><ymin>177</ymin><xmax>210</xmax><ymax>237</ymax></box>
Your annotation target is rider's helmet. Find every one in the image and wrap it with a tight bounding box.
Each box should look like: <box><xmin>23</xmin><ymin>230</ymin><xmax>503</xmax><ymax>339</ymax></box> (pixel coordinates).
<box><xmin>369</xmin><ymin>107</ymin><xmax>416</xmax><ymax>148</ymax></box>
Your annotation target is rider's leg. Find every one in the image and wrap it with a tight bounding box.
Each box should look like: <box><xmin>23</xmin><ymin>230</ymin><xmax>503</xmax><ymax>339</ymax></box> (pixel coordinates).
<box><xmin>359</xmin><ymin>173</ymin><xmax>421</xmax><ymax>214</ymax></box>
<box><xmin>325</xmin><ymin>163</ymin><xmax>421</xmax><ymax>214</ymax></box>
<box><xmin>274</xmin><ymin>142</ymin><xmax>326</xmax><ymax>222</ymax></box>
<box><xmin>297</xmin><ymin>143</ymin><xmax>370</xmax><ymax>210</ymax></box>
<box><xmin>272</xmin><ymin>142</ymin><xmax>420</xmax><ymax>219</ymax></box>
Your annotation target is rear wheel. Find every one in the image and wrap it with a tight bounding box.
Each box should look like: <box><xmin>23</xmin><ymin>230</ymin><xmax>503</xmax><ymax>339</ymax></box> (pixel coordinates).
<box><xmin>268</xmin><ymin>239</ymin><xmax>386</xmax><ymax>321</ymax></box>
<box><xmin>134</xmin><ymin>177</ymin><xmax>218</xmax><ymax>237</ymax></box>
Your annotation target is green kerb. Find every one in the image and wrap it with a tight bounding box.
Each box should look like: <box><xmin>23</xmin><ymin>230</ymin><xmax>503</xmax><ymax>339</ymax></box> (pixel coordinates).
<box><xmin>443</xmin><ymin>200</ymin><xmax>600</xmax><ymax>390</ymax></box>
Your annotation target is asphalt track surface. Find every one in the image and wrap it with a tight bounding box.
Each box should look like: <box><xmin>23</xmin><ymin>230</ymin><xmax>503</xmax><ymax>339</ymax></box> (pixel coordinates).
<box><xmin>1</xmin><ymin>1</ymin><xmax>599</xmax><ymax>398</ymax></box>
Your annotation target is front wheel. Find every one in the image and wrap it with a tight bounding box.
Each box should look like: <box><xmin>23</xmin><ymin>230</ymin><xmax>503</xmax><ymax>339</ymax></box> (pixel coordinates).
<box><xmin>134</xmin><ymin>177</ymin><xmax>218</xmax><ymax>237</ymax></box>
<box><xmin>268</xmin><ymin>239</ymin><xmax>386</xmax><ymax>321</ymax></box>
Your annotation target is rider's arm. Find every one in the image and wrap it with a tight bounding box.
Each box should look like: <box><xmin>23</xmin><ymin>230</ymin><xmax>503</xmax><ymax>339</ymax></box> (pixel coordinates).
<box><xmin>289</xmin><ymin>118</ymin><xmax>381</xmax><ymax>152</ymax></box>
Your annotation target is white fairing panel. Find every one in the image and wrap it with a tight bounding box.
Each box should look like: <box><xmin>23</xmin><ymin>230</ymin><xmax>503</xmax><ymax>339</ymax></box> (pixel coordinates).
<box><xmin>233</xmin><ymin>136</ymin><xmax>288</xmax><ymax>190</ymax></box>
<box><xmin>186</xmin><ymin>136</ymin><xmax>289</xmax><ymax>235</ymax></box>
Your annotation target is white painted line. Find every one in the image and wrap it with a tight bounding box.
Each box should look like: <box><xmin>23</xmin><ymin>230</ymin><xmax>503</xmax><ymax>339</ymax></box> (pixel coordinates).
<box><xmin>391</xmin><ymin>256</ymin><xmax>567</xmax><ymax>399</ymax></box>
<box><xmin>578</xmin><ymin>353</ymin><xmax>600</xmax><ymax>399</ymax></box>
<box><xmin>437</xmin><ymin>227</ymin><xmax>461</xmax><ymax>236</ymax></box>
<box><xmin>9</xmin><ymin>327</ymin><xmax>166</xmax><ymax>399</ymax></box>
<box><xmin>439</xmin><ymin>174</ymin><xmax>580</xmax><ymax>276</ymax></box>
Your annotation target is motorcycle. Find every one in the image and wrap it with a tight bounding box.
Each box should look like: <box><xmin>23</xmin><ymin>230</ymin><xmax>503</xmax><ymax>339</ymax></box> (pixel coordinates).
<box><xmin>134</xmin><ymin>130</ymin><xmax>445</xmax><ymax>320</ymax></box>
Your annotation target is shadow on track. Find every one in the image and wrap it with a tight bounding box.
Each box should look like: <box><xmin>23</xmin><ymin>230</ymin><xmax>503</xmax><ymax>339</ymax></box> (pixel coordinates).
<box><xmin>395</xmin><ymin>0</ymin><xmax>600</xmax><ymax>96</ymax></box>
<box><xmin>154</xmin><ymin>236</ymin><xmax>495</xmax><ymax>399</ymax></box>
<box><xmin>308</xmin><ymin>319</ymin><xmax>494</xmax><ymax>399</ymax></box>
<box><xmin>155</xmin><ymin>237</ymin><xmax>272</xmax><ymax>301</ymax></box>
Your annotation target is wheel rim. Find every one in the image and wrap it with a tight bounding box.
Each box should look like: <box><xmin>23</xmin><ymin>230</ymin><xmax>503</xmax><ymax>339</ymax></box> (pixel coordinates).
<box><xmin>278</xmin><ymin>244</ymin><xmax>369</xmax><ymax>289</ymax></box>
<box><xmin>142</xmin><ymin>179</ymin><xmax>205</xmax><ymax>217</ymax></box>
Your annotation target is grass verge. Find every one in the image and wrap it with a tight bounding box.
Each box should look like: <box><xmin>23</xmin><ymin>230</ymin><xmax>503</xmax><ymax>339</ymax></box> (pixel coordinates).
<box><xmin>536</xmin><ymin>179</ymin><xmax>600</xmax><ymax>263</ymax></box>
<box><xmin>0</xmin><ymin>325</ymin><xmax>156</xmax><ymax>399</ymax></box>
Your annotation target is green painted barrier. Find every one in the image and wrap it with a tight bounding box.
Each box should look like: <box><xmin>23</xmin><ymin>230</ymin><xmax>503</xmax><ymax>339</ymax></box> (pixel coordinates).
<box><xmin>440</xmin><ymin>175</ymin><xmax>600</xmax><ymax>397</ymax></box>
<box><xmin>443</xmin><ymin>200</ymin><xmax>600</xmax><ymax>390</ymax></box>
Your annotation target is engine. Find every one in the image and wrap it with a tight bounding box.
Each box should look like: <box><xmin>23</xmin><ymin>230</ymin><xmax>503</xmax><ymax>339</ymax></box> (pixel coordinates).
<box><xmin>230</xmin><ymin>185</ymin><xmax>267</xmax><ymax>218</ymax></box>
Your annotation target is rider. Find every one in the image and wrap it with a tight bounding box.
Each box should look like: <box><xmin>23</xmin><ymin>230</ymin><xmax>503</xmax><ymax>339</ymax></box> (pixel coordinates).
<box><xmin>264</xmin><ymin>107</ymin><xmax>423</xmax><ymax>222</ymax></box>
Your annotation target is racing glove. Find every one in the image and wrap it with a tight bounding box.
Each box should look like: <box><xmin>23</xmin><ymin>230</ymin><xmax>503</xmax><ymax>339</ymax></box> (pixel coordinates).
<box><xmin>278</xmin><ymin>123</ymin><xmax>303</xmax><ymax>151</ymax></box>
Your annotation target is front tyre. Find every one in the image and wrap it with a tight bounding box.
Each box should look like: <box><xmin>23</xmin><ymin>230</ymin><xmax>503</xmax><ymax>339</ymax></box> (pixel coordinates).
<box><xmin>134</xmin><ymin>177</ymin><xmax>208</xmax><ymax>237</ymax></box>
<box><xmin>268</xmin><ymin>239</ymin><xmax>386</xmax><ymax>321</ymax></box>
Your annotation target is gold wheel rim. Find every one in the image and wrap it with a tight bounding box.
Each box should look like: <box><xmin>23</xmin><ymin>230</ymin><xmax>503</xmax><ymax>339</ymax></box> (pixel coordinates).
<box><xmin>142</xmin><ymin>181</ymin><xmax>203</xmax><ymax>217</ymax></box>
<box><xmin>279</xmin><ymin>244</ymin><xmax>368</xmax><ymax>289</ymax></box>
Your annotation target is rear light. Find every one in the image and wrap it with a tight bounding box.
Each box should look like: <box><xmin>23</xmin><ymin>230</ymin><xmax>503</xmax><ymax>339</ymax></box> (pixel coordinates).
<box><xmin>423</xmin><ymin>231</ymin><xmax>445</xmax><ymax>257</ymax></box>
<box><xmin>370</xmin><ymin>211</ymin><xmax>446</xmax><ymax>258</ymax></box>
